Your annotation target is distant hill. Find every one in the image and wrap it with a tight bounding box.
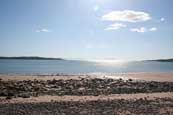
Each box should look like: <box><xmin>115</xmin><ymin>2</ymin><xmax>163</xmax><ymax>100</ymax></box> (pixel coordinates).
<box><xmin>147</xmin><ymin>59</ymin><xmax>173</xmax><ymax>62</ymax></box>
<box><xmin>0</xmin><ymin>56</ymin><xmax>64</xmax><ymax>60</ymax></box>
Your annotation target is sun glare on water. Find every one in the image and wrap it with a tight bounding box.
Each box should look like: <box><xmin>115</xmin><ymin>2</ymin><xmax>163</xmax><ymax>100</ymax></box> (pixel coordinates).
<box><xmin>89</xmin><ymin>59</ymin><xmax>127</xmax><ymax>66</ymax></box>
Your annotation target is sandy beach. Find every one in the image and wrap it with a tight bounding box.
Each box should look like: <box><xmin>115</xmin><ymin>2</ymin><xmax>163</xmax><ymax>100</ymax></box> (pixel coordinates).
<box><xmin>0</xmin><ymin>72</ymin><xmax>173</xmax><ymax>115</ymax></box>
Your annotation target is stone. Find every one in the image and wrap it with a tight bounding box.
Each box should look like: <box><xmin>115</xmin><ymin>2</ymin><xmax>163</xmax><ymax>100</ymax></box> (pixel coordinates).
<box><xmin>18</xmin><ymin>93</ymin><xmax>30</xmax><ymax>98</ymax></box>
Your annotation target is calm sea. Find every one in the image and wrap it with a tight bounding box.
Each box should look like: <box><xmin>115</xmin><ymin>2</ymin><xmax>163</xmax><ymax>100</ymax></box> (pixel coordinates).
<box><xmin>0</xmin><ymin>59</ymin><xmax>173</xmax><ymax>74</ymax></box>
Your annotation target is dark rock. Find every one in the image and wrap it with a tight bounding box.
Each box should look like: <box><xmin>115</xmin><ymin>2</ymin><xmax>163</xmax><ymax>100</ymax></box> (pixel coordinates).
<box><xmin>128</xmin><ymin>79</ymin><xmax>133</xmax><ymax>82</ymax></box>
<box><xmin>6</xmin><ymin>96</ymin><xmax>12</xmax><ymax>100</ymax></box>
<box><xmin>18</xmin><ymin>93</ymin><xmax>30</xmax><ymax>98</ymax></box>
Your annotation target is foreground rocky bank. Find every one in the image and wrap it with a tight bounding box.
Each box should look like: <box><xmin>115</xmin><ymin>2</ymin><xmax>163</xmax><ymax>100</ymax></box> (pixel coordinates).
<box><xmin>0</xmin><ymin>77</ymin><xmax>173</xmax><ymax>98</ymax></box>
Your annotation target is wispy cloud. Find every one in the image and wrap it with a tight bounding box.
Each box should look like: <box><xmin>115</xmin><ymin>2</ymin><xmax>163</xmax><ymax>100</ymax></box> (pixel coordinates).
<box><xmin>130</xmin><ymin>27</ymin><xmax>157</xmax><ymax>33</ymax></box>
<box><xmin>102</xmin><ymin>10</ymin><xmax>151</xmax><ymax>22</ymax></box>
<box><xmin>149</xmin><ymin>27</ymin><xmax>157</xmax><ymax>31</ymax></box>
<box><xmin>104</xmin><ymin>23</ymin><xmax>126</xmax><ymax>31</ymax></box>
<box><xmin>130</xmin><ymin>27</ymin><xmax>147</xmax><ymax>33</ymax></box>
<box><xmin>93</xmin><ymin>5</ymin><xmax>99</xmax><ymax>12</ymax></box>
<box><xmin>36</xmin><ymin>29</ymin><xmax>51</xmax><ymax>33</ymax></box>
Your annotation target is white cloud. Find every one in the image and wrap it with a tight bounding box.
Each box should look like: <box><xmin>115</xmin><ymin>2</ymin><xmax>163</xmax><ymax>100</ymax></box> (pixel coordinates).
<box><xmin>36</xmin><ymin>29</ymin><xmax>51</xmax><ymax>32</ymax></box>
<box><xmin>149</xmin><ymin>27</ymin><xmax>157</xmax><ymax>31</ymax></box>
<box><xmin>104</xmin><ymin>23</ymin><xmax>126</xmax><ymax>31</ymax></box>
<box><xmin>102</xmin><ymin>10</ymin><xmax>151</xmax><ymax>22</ymax></box>
<box><xmin>160</xmin><ymin>18</ymin><xmax>165</xmax><ymax>22</ymax></box>
<box><xmin>130</xmin><ymin>27</ymin><xmax>157</xmax><ymax>33</ymax></box>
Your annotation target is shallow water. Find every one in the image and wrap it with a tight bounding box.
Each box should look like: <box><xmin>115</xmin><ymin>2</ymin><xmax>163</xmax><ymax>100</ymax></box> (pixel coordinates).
<box><xmin>0</xmin><ymin>59</ymin><xmax>173</xmax><ymax>74</ymax></box>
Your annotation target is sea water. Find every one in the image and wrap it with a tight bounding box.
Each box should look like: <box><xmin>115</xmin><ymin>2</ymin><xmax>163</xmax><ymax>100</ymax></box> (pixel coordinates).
<box><xmin>0</xmin><ymin>59</ymin><xmax>173</xmax><ymax>74</ymax></box>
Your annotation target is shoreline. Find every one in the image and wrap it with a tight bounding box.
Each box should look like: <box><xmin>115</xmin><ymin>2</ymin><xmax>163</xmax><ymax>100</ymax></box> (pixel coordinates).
<box><xmin>0</xmin><ymin>72</ymin><xmax>173</xmax><ymax>99</ymax></box>
<box><xmin>1</xmin><ymin>72</ymin><xmax>173</xmax><ymax>82</ymax></box>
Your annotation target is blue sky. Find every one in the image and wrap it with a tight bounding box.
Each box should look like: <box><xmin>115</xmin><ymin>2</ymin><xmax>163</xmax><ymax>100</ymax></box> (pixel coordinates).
<box><xmin>0</xmin><ymin>0</ymin><xmax>173</xmax><ymax>60</ymax></box>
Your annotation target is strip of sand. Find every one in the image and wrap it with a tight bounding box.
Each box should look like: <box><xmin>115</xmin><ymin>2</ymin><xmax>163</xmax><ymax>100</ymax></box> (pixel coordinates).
<box><xmin>0</xmin><ymin>92</ymin><xmax>173</xmax><ymax>104</ymax></box>
<box><xmin>0</xmin><ymin>72</ymin><xmax>173</xmax><ymax>81</ymax></box>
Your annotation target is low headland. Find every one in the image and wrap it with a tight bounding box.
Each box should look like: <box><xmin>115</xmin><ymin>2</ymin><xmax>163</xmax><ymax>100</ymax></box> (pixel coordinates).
<box><xmin>146</xmin><ymin>58</ymin><xmax>173</xmax><ymax>62</ymax></box>
<box><xmin>0</xmin><ymin>56</ymin><xmax>64</xmax><ymax>60</ymax></box>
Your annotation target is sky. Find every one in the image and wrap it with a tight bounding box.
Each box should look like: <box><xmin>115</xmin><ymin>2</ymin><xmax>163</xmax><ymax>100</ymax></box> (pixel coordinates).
<box><xmin>0</xmin><ymin>0</ymin><xmax>173</xmax><ymax>60</ymax></box>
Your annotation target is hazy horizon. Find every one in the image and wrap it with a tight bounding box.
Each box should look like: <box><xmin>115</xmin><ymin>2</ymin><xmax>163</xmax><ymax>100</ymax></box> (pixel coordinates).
<box><xmin>1</xmin><ymin>0</ymin><xmax>173</xmax><ymax>60</ymax></box>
